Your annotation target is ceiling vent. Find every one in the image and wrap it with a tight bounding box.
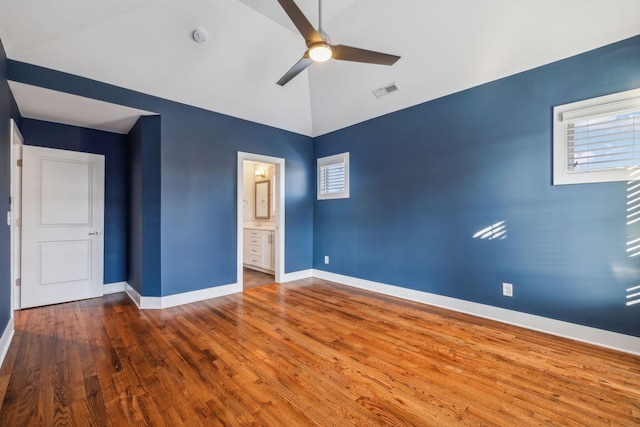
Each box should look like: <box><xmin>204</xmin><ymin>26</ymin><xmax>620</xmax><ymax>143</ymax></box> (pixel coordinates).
<box><xmin>372</xmin><ymin>82</ymin><xmax>400</xmax><ymax>99</ymax></box>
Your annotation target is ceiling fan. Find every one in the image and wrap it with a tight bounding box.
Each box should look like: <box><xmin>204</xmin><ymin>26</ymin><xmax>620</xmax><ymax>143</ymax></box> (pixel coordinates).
<box><xmin>276</xmin><ymin>0</ymin><xmax>401</xmax><ymax>86</ymax></box>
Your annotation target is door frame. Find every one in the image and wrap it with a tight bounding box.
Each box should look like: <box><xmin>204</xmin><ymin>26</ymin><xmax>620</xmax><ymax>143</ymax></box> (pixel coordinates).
<box><xmin>9</xmin><ymin>119</ymin><xmax>23</xmax><ymax>312</ymax></box>
<box><xmin>237</xmin><ymin>152</ymin><xmax>285</xmax><ymax>287</ymax></box>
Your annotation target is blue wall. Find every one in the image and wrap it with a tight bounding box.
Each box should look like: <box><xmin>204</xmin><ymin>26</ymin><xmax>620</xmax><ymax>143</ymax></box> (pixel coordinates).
<box><xmin>0</xmin><ymin>37</ymin><xmax>21</xmax><ymax>336</ymax></box>
<box><xmin>8</xmin><ymin>60</ymin><xmax>315</xmax><ymax>297</ymax></box>
<box><xmin>127</xmin><ymin>116</ymin><xmax>161</xmax><ymax>296</ymax></box>
<box><xmin>314</xmin><ymin>36</ymin><xmax>640</xmax><ymax>337</ymax></box>
<box><xmin>20</xmin><ymin>118</ymin><xmax>128</xmax><ymax>284</ymax></box>
<box><xmin>6</xmin><ymin>32</ymin><xmax>637</xmax><ymax>339</ymax></box>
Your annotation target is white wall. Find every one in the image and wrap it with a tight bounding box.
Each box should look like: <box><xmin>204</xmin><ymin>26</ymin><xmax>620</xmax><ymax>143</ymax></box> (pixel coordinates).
<box><xmin>242</xmin><ymin>161</ymin><xmax>254</xmax><ymax>222</ymax></box>
<box><xmin>243</xmin><ymin>161</ymin><xmax>276</xmax><ymax>225</ymax></box>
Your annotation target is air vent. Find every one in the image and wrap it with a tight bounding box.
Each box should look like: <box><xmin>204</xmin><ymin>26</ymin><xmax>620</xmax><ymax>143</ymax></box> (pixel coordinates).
<box><xmin>372</xmin><ymin>82</ymin><xmax>400</xmax><ymax>99</ymax></box>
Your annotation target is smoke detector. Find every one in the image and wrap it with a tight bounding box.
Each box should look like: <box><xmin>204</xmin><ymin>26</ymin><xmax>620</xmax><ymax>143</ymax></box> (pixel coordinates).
<box><xmin>192</xmin><ymin>29</ymin><xmax>207</xmax><ymax>43</ymax></box>
<box><xmin>372</xmin><ymin>82</ymin><xmax>400</xmax><ymax>99</ymax></box>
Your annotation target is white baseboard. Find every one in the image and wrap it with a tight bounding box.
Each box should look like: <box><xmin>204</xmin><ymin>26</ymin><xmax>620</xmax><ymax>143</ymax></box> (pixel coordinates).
<box><xmin>0</xmin><ymin>317</ymin><xmax>15</xmax><ymax>369</ymax></box>
<box><xmin>103</xmin><ymin>281</ymin><xmax>127</xmax><ymax>295</ymax></box>
<box><xmin>125</xmin><ymin>283</ymin><xmax>142</xmax><ymax>308</ymax></box>
<box><xmin>125</xmin><ymin>282</ymin><xmax>242</xmax><ymax>310</ymax></box>
<box><xmin>281</xmin><ymin>269</ymin><xmax>313</xmax><ymax>283</ymax></box>
<box><xmin>312</xmin><ymin>269</ymin><xmax>640</xmax><ymax>356</ymax></box>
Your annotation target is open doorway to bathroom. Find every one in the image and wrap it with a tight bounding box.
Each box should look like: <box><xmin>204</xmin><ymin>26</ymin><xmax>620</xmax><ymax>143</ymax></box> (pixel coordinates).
<box><xmin>238</xmin><ymin>153</ymin><xmax>285</xmax><ymax>290</ymax></box>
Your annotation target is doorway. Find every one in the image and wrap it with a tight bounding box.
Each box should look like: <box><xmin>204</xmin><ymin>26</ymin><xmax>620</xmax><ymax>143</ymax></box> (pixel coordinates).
<box><xmin>237</xmin><ymin>152</ymin><xmax>285</xmax><ymax>290</ymax></box>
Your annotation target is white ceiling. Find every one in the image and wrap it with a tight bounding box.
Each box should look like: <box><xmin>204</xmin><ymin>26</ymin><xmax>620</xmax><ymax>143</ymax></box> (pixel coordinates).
<box><xmin>8</xmin><ymin>81</ymin><xmax>154</xmax><ymax>134</ymax></box>
<box><xmin>1</xmin><ymin>0</ymin><xmax>639</xmax><ymax>137</ymax></box>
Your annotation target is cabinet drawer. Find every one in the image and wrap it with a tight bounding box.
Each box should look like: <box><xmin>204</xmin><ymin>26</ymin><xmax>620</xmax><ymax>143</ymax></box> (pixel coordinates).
<box><xmin>248</xmin><ymin>256</ymin><xmax>261</xmax><ymax>265</ymax></box>
<box><xmin>247</xmin><ymin>230</ymin><xmax>261</xmax><ymax>238</ymax></box>
<box><xmin>248</xmin><ymin>237</ymin><xmax>261</xmax><ymax>245</ymax></box>
<box><xmin>248</xmin><ymin>245</ymin><xmax>262</xmax><ymax>256</ymax></box>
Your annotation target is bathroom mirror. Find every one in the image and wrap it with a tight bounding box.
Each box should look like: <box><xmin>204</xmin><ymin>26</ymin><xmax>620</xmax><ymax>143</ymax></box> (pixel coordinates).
<box><xmin>255</xmin><ymin>180</ymin><xmax>270</xmax><ymax>220</ymax></box>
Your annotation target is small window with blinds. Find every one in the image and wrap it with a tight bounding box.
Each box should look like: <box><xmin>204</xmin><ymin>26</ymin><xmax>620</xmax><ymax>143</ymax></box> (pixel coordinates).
<box><xmin>318</xmin><ymin>152</ymin><xmax>350</xmax><ymax>200</ymax></box>
<box><xmin>554</xmin><ymin>88</ymin><xmax>640</xmax><ymax>185</ymax></box>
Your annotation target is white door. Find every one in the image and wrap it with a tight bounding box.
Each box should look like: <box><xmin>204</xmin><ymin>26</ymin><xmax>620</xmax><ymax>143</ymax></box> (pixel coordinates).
<box><xmin>21</xmin><ymin>146</ymin><xmax>105</xmax><ymax>308</ymax></box>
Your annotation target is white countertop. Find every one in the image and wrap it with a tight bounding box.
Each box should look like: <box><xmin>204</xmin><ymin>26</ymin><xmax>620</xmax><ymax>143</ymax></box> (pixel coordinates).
<box><xmin>244</xmin><ymin>225</ymin><xmax>275</xmax><ymax>231</ymax></box>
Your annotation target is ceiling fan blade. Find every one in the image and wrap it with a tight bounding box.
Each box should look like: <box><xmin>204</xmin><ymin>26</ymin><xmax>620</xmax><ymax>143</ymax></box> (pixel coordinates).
<box><xmin>332</xmin><ymin>45</ymin><xmax>400</xmax><ymax>66</ymax></box>
<box><xmin>277</xmin><ymin>0</ymin><xmax>323</xmax><ymax>44</ymax></box>
<box><xmin>277</xmin><ymin>55</ymin><xmax>313</xmax><ymax>86</ymax></box>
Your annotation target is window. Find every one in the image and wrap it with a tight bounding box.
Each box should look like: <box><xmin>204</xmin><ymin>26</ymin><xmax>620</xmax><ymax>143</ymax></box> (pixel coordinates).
<box><xmin>553</xmin><ymin>88</ymin><xmax>640</xmax><ymax>185</ymax></box>
<box><xmin>318</xmin><ymin>152</ymin><xmax>350</xmax><ymax>200</ymax></box>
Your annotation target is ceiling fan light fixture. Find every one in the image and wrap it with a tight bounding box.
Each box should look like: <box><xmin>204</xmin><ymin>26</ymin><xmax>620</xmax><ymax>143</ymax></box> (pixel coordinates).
<box><xmin>309</xmin><ymin>43</ymin><xmax>332</xmax><ymax>62</ymax></box>
<box><xmin>276</xmin><ymin>0</ymin><xmax>400</xmax><ymax>85</ymax></box>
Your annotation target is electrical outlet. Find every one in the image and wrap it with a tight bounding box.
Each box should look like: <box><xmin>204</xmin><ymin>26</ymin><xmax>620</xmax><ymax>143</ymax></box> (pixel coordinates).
<box><xmin>324</xmin><ymin>256</ymin><xmax>329</xmax><ymax>264</ymax></box>
<box><xmin>502</xmin><ymin>282</ymin><xmax>513</xmax><ymax>297</ymax></box>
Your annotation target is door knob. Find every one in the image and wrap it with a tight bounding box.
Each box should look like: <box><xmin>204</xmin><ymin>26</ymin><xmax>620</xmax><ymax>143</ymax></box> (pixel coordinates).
<box><xmin>89</xmin><ymin>230</ymin><xmax>102</xmax><ymax>236</ymax></box>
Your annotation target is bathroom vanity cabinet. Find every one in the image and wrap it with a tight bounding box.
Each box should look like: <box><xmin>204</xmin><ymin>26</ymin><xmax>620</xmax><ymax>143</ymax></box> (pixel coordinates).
<box><xmin>243</xmin><ymin>228</ymin><xmax>274</xmax><ymax>273</ymax></box>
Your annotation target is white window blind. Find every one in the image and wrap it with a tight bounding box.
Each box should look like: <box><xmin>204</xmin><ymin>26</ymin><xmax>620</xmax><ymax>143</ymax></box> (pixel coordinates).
<box><xmin>318</xmin><ymin>152</ymin><xmax>349</xmax><ymax>200</ymax></box>
<box><xmin>563</xmin><ymin>100</ymin><xmax>640</xmax><ymax>173</ymax></box>
<box><xmin>553</xmin><ymin>88</ymin><xmax>640</xmax><ymax>185</ymax></box>
<box><xmin>320</xmin><ymin>162</ymin><xmax>345</xmax><ymax>193</ymax></box>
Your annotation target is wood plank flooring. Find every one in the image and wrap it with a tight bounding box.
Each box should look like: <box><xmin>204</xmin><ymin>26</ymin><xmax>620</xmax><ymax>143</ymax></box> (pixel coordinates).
<box><xmin>243</xmin><ymin>268</ymin><xmax>275</xmax><ymax>290</ymax></box>
<box><xmin>0</xmin><ymin>277</ymin><xmax>639</xmax><ymax>426</ymax></box>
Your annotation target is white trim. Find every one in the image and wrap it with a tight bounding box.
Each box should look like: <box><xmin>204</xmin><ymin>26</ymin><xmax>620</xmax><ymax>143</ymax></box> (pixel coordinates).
<box><xmin>10</xmin><ymin>118</ymin><xmax>23</xmax><ymax>313</ymax></box>
<box><xmin>312</xmin><ymin>269</ymin><xmax>640</xmax><ymax>356</ymax></box>
<box><xmin>103</xmin><ymin>281</ymin><xmax>127</xmax><ymax>295</ymax></box>
<box><xmin>237</xmin><ymin>152</ymin><xmax>286</xmax><ymax>289</ymax></box>
<box><xmin>281</xmin><ymin>269</ymin><xmax>313</xmax><ymax>282</ymax></box>
<box><xmin>125</xmin><ymin>283</ymin><xmax>142</xmax><ymax>308</ymax></box>
<box><xmin>560</xmin><ymin>95</ymin><xmax>640</xmax><ymax>123</ymax></box>
<box><xmin>124</xmin><ymin>283</ymin><xmax>241</xmax><ymax>310</ymax></box>
<box><xmin>0</xmin><ymin>318</ymin><xmax>15</xmax><ymax>368</ymax></box>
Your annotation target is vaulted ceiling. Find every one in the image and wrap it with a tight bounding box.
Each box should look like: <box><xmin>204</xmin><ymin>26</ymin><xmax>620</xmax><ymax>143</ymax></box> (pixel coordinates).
<box><xmin>1</xmin><ymin>0</ymin><xmax>639</xmax><ymax>136</ymax></box>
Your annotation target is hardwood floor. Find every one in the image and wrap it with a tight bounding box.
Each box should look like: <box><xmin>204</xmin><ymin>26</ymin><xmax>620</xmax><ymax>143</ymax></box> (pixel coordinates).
<box><xmin>0</xmin><ymin>278</ymin><xmax>639</xmax><ymax>426</ymax></box>
<box><xmin>243</xmin><ymin>268</ymin><xmax>275</xmax><ymax>290</ymax></box>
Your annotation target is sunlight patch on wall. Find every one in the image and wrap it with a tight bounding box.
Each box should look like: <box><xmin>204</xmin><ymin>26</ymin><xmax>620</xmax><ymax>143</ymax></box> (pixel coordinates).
<box><xmin>472</xmin><ymin>220</ymin><xmax>507</xmax><ymax>240</ymax></box>
<box><xmin>627</xmin><ymin>168</ymin><xmax>640</xmax><ymax>226</ymax></box>
<box><xmin>626</xmin><ymin>168</ymin><xmax>640</xmax><ymax>307</ymax></box>
<box><xmin>627</xmin><ymin>235</ymin><xmax>640</xmax><ymax>258</ymax></box>
<box><xmin>626</xmin><ymin>285</ymin><xmax>640</xmax><ymax>306</ymax></box>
